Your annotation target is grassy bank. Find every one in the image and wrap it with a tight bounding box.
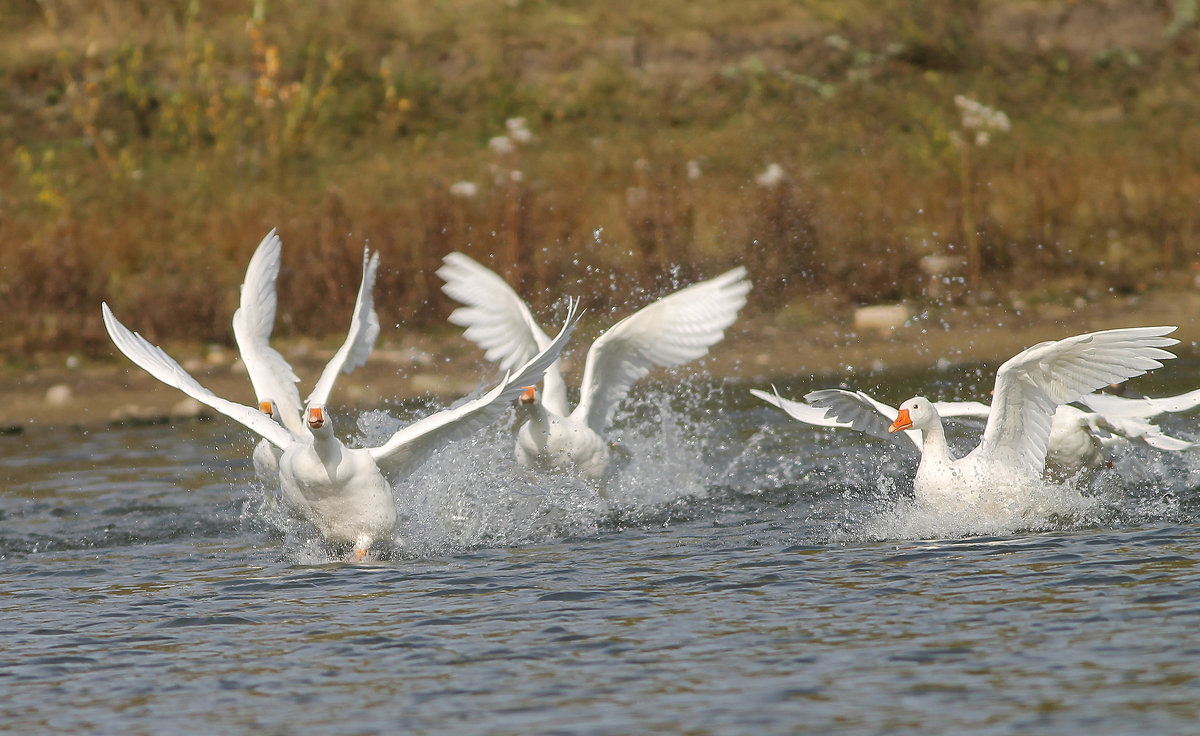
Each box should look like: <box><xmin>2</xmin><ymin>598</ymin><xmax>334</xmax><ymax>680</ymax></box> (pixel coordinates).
<box><xmin>1</xmin><ymin>0</ymin><xmax>1197</xmax><ymax>358</ymax></box>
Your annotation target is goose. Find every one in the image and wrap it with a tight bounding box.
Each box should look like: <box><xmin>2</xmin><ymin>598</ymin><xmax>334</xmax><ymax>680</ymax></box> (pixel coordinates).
<box><xmin>101</xmin><ymin>298</ymin><xmax>580</xmax><ymax>557</ymax></box>
<box><xmin>232</xmin><ymin>230</ymin><xmax>380</xmax><ymax>486</ymax></box>
<box><xmin>438</xmin><ymin>253</ymin><xmax>750</xmax><ymax>480</ymax></box>
<box><xmin>753</xmin><ymin>386</ymin><xmax>1196</xmax><ymax>479</ymax></box>
<box><xmin>759</xmin><ymin>327</ymin><xmax>1178</xmax><ymax>511</ymax></box>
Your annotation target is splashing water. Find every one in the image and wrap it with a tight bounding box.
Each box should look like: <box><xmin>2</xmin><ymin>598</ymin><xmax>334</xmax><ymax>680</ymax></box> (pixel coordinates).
<box><xmin>249</xmin><ymin>378</ymin><xmax>736</xmax><ymax>562</ymax></box>
<box><xmin>855</xmin><ymin>476</ymin><xmax>1100</xmax><ymax>542</ymax></box>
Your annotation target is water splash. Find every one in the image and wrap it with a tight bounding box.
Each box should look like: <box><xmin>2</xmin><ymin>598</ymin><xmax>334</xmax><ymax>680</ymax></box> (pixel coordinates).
<box><xmin>853</xmin><ymin>478</ymin><xmax>1100</xmax><ymax>542</ymax></box>
<box><xmin>250</xmin><ymin>379</ymin><xmax>733</xmax><ymax>562</ymax></box>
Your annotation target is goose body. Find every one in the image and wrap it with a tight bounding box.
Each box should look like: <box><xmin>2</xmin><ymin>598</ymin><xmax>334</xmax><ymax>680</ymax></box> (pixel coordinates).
<box><xmin>514</xmin><ymin>389</ymin><xmax>611</xmax><ymax>479</ymax></box>
<box><xmin>438</xmin><ymin>253</ymin><xmax>750</xmax><ymax>480</ymax></box>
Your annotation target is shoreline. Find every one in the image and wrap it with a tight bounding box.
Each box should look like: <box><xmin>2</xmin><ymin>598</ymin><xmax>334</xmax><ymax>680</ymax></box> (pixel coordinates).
<box><xmin>4</xmin><ymin>289</ymin><xmax>1198</xmax><ymax>434</ymax></box>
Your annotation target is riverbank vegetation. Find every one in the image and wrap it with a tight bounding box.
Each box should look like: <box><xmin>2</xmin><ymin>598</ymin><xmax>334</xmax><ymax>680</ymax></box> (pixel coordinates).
<box><xmin>1</xmin><ymin>0</ymin><xmax>1197</xmax><ymax>357</ymax></box>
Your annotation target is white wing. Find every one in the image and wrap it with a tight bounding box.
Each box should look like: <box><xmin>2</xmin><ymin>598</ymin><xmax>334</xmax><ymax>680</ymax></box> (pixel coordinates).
<box><xmin>437</xmin><ymin>252</ymin><xmax>571</xmax><ymax>416</ymax></box>
<box><xmin>1135</xmin><ymin>429</ymin><xmax>1195</xmax><ymax>452</ymax></box>
<box><xmin>1080</xmin><ymin>388</ymin><xmax>1200</xmax><ymax>420</ymax></box>
<box><xmin>231</xmin><ymin>229</ymin><xmax>306</xmax><ymax>435</ymax></box>
<box><xmin>978</xmin><ymin>326</ymin><xmax>1178</xmax><ymax>476</ymax></box>
<box><xmin>1075</xmin><ymin>393</ymin><xmax>1195</xmax><ymax>451</ymax></box>
<box><xmin>1102</xmin><ymin>416</ymin><xmax>1196</xmax><ymax>451</ymax></box>
<box><xmin>306</xmin><ymin>249</ymin><xmax>381</xmax><ymax>407</ymax></box>
<box><xmin>1079</xmin><ymin>388</ymin><xmax>1200</xmax><ymax>451</ymax></box>
<box><xmin>1144</xmin><ymin>387</ymin><xmax>1200</xmax><ymax>414</ymax></box>
<box><xmin>933</xmin><ymin>400</ymin><xmax>992</xmax><ymax>419</ymax></box>
<box><xmin>752</xmin><ymin>387</ymin><xmax>855</xmax><ymax>428</ymax></box>
<box><xmin>438</xmin><ymin>251</ymin><xmax>548</xmax><ymax>370</ymax></box>
<box><xmin>574</xmin><ymin>267</ymin><xmax>750</xmax><ymax>432</ymax></box>
<box><xmin>802</xmin><ymin>388</ymin><xmax>921</xmax><ymax>448</ymax></box>
<box><xmin>102</xmin><ymin>303</ymin><xmax>294</xmax><ymax>449</ymax></box>
<box><xmin>369</xmin><ymin>298</ymin><xmax>581</xmax><ymax>477</ymax></box>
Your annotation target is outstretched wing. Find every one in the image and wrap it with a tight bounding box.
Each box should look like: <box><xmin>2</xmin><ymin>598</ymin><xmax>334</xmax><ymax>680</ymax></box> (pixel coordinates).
<box><xmin>980</xmin><ymin>326</ymin><xmax>1178</xmax><ymax>476</ymax></box>
<box><xmin>803</xmin><ymin>388</ymin><xmax>921</xmax><ymax>448</ymax></box>
<box><xmin>1143</xmin><ymin>387</ymin><xmax>1200</xmax><ymax>414</ymax></box>
<box><xmin>103</xmin><ymin>303</ymin><xmax>294</xmax><ymax>449</ymax></box>
<box><xmin>369</xmin><ymin>298</ymin><xmax>581</xmax><ymax>477</ymax></box>
<box><xmin>306</xmin><ymin>249</ymin><xmax>381</xmax><ymax>408</ymax></box>
<box><xmin>752</xmin><ymin>387</ymin><xmax>855</xmax><ymax>428</ymax></box>
<box><xmin>1079</xmin><ymin>388</ymin><xmax>1200</xmax><ymax>421</ymax></box>
<box><xmin>933</xmin><ymin>400</ymin><xmax>992</xmax><ymax>419</ymax></box>
<box><xmin>1075</xmin><ymin>394</ymin><xmax>1196</xmax><ymax>451</ymax></box>
<box><xmin>438</xmin><ymin>251</ymin><xmax>549</xmax><ymax>369</ymax></box>
<box><xmin>574</xmin><ymin>267</ymin><xmax>750</xmax><ymax>432</ymax></box>
<box><xmin>231</xmin><ymin>229</ymin><xmax>306</xmax><ymax>436</ymax></box>
<box><xmin>437</xmin><ymin>252</ymin><xmax>570</xmax><ymax>416</ymax></box>
<box><xmin>1100</xmin><ymin>415</ymin><xmax>1196</xmax><ymax>451</ymax></box>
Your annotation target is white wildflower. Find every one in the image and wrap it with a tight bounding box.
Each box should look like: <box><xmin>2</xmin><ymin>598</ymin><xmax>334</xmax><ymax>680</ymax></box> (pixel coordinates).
<box><xmin>825</xmin><ymin>34</ymin><xmax>850</xmax><ymax>51</ymax></box>
<box><xmin>449</xmin><ymin>181</ymin><xmax>478</xmax><ymax>199</ymax></box>
<box><xmin>955</xmin><ymin>95</ymin><xmax>1011</xmax><ymax>133</ymax></box>
<box><xmin>686</xmin><ymin>159</ymin><xmax>702</xmax><ymax>181</ymax></box>
<box><xmin>755</xmin><ymin>162</ymin><xmax>785</xmax><ymax>188</ymax></box>
<box><xmin>489</xmin><ymin>135</ymin><xmax>515</xmax><ymax>155</ymax></box>
<box><xmin>506</xmin><ymin>117</ymin><xmax>533</xmax><ymax>143</ymax></box>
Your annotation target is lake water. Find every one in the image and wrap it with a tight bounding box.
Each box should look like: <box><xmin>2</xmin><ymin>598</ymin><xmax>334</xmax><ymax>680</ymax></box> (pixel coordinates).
<box><xmin>4</xmin><ymin>372</ymin><xmax>1200</xmax><ymax>735</ymax></box>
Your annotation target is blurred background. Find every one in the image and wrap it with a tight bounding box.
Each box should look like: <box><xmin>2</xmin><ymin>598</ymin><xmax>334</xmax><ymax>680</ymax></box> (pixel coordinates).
<box><xmin>1</xmin><ymin>0</ymin><xmax>1197</xmax><ymax>357</ymax></box>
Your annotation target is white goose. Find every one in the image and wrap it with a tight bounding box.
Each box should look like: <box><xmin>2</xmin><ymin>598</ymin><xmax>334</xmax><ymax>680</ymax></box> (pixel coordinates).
<box><xmin>753</xmin><ymin>386</ymin><xmax>1197</xmax><ymax>479</ymax></box>
<box><xmin>232</xmin><ymin>230</ymin><xmax>380</xmax><ymax>487</ymax></box>
<box><xmin>438</xmin><ymin>253</ymin><xmax>750</xmax><ymax>480</ymax></box>
<box><xmin>102</xmin><ymin>298</ymin><xmax>580</xmax><ymax>557</ymax></box>
<box><xmin>761</xmin><ymin>327</ymin><xmax>1178</xmax><ymax>511</ymax></box>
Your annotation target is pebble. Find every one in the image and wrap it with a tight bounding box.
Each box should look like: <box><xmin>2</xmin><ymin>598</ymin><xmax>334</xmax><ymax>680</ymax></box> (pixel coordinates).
<box><xmin>853</xmin><ymin>304</ymin><xmax>909</xmax><ymax>336</ymax></box>
<box><xmin>45</xmin><ymin>384</ymin><xmax>74</xmax><ymax>406</ymax></box>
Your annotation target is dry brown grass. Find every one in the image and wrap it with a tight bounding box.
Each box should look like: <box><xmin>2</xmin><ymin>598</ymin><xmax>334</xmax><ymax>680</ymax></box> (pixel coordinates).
<box><xmin>1</xmin><ymin>0</ymin><xmax>1197</xmax><ymax>358</ymax></box>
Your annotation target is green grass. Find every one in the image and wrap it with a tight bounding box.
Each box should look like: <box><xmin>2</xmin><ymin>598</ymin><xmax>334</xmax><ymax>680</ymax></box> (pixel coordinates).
<box><xmin>1</xmin><ymin>0</ymin><xmax>1197</xmax><ymax>355</ymax></box>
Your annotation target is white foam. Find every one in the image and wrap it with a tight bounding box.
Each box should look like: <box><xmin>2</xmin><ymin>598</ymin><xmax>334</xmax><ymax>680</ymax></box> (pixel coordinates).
<box><xmin>854</xmin><ymin>473</ymin><xmax>1100</xmax><ymax>541</ymax></box>
<box><xmin>254</xmin><ymin>382</ymin><xmax>726</xmax><ymax>560</ymax></box>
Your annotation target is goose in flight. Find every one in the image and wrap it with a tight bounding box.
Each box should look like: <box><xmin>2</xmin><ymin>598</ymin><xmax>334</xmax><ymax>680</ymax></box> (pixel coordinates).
<box><xmin>759</xmin><ymin>327</ymin><xmax>1178</xmax><ymax>511</ymax></box>
<box><xmin>232</xmin><ymin>230</ymin><xmax>380</xmax><ymax>486</ymax></box>
<box><xmin>101</xmin><ymin>298</ymin><xmax>580</xmax><ymax>558</ymax></box>
<box><xmin>438</xmin><ymin>253</ymin><xmax>750</xmax><ymax>480</ymax></box>
<box><xmin>753</xmin><ymin>385</ymin><xmax>1197</xmax><ymax>479</ymax></box>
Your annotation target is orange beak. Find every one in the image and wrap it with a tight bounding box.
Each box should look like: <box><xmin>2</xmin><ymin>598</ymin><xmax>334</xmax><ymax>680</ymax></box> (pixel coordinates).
<box><xmin>519</xmin><ymin>386</ymin><xmax>536</xmax><ymax>405</ymax></box>
<box><xmin>259</xmin><ymin>400</ymin><xmax>273</xmax><ymax>415</ymax></box>
<box><xmin>888</xmin><ymin>408</ymin><xmax>912</xmax><ymax>433</ymax></box>
<box><xmin>308</xmin><ymin>406</ymin><xmax>325</xmax><ymax>429</ymax></box>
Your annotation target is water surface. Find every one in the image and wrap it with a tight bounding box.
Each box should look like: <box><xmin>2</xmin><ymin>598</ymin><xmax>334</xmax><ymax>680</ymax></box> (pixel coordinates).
<box><xmin>3</xmin><ymin>374</ymin><xmax>1200</xmax><ymax>735</ymax></box>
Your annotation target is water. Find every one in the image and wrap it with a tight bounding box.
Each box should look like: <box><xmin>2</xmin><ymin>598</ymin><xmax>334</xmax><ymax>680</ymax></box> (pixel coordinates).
<box><xmin>4</xmin><ymin>373</ymin><xmax>1200</xmax><ymax>735</ymax></box>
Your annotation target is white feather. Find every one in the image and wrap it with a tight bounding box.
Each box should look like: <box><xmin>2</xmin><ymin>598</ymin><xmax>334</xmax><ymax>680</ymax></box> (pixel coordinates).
<box><xmin>103</xmin><ymin>302</ymin><xmax>294</xmax><ymax>449</ymax></box>
<box><xmin>232</xmin><ymin>229</ymin><xmax>306</xmax><ymax>436</ymax></box>
<box><xmin>306</xmin><ymin>249</ymin><xmax>381</xmax><ymax>407</ymax></box>
<box><xmin>575</xmin><ymin>267</ymin><xmax>750</xmax><ymax>433</ymax></box>
<box><xmin>370</xmin><ymin>297</ymin><xmax>580</xmax><ymax>477</ymax></box>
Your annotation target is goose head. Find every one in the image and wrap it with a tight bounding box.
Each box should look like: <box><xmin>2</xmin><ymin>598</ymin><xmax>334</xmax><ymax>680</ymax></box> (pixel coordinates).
<box><xmin>516</xmin><ymin>385</ymin><xmax>549</xmax><ymax>431</ymax></box>
<box><xmin>259</xmin><ymin>399</ymin><xmax>282</xmax><ymax>422</ymax></box>
<box><xmin>519</xmin><ymin>386</ymin><xmax>537</xmax><ymax>405</ymax></box>
<box><xmin>307</xmin><ymin>405</ymin><xmax>329</xmax><ymax>432</ymax></box>
<box><xmin>889</xmin><ymin>396</ymin><xmax>938</xmax><ymax>433</ymax></box>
